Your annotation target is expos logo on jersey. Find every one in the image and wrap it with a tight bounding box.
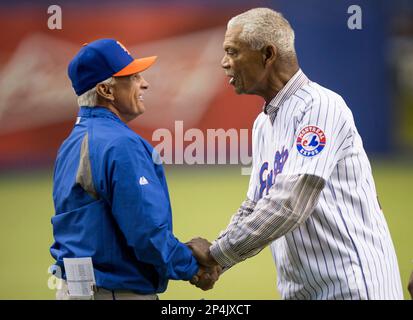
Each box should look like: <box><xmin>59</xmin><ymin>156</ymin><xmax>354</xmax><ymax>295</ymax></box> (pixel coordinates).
<box><xmin>296</xmin><ymin>126</ymin><xmax>326</xmax><ymax>157</ymax></box>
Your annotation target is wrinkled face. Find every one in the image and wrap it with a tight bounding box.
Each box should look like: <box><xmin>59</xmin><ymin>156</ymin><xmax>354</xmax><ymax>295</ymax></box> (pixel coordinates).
<box><xmin>221</xmin><ymin>26</ymin><xmax>266</xmax><ymax>95</ymax></box>
<box><xmin>111</xmin><ymin>72</ymin><xmax>149</xmax><ymax>122</ymax></box>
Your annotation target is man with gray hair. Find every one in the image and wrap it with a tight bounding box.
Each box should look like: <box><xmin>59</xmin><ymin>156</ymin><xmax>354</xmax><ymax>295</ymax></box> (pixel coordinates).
<box><xmin>50</xmin><ymin>39</ymin><xmax>220</xmax><ymax>300</ymax></box>
<box><xmin>187</xmin><ymin>8</ymin><xmax>403</xmax><ymax>300</ymax></box>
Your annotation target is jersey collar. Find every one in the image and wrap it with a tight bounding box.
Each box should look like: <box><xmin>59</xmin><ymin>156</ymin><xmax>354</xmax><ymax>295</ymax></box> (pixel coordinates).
<box><xmin>78</xmin><ymin>106</ymin><xmax>126</xmax><ymax>126</ymax></box>
<box><xmin>264</xmin><ymin>69</ymin><xmax>309</xmax><ymax>124</ymax></box>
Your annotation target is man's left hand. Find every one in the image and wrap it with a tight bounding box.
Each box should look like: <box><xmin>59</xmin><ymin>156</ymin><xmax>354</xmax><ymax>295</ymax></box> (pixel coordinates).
<box><xmin>186</xmin><ymin>237</ymin><xmax>218</xmax><ymax>267</ymax></box>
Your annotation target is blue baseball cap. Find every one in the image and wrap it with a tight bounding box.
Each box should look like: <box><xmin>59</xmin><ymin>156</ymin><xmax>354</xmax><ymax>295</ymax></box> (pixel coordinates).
<box><xmin>68</xmin><ymin>39</ymin><xmax>157</xmax><ymax>96</ymax></box>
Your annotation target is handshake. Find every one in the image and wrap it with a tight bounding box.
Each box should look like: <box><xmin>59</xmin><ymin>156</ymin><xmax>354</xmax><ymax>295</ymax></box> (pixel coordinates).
<box><xmin>186</xmin><ymin>237</ymin><xmax>223</xmax><ymax>291</ymax></box>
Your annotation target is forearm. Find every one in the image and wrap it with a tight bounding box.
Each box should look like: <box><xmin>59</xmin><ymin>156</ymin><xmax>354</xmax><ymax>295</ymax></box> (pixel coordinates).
<box><xmin>216</xmin><ymin>198</ymin><xmax>256</xmax><ymax>241</ymax></box>
<box><xmin>136</xmin><ymin>226</ymin><xmax>200</xmax><ymax>280</ymax></box>
<box><xmin>210</xmin><ymin>174</ymin><xmax>325</xmax><ymax>268</ymax></box>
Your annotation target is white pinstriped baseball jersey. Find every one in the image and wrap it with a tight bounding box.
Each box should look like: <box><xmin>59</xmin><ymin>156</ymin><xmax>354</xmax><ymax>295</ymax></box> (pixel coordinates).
<box><xmin>245</xmin><ymin>69</ymin><xmax>403</xmax><ymax>299</ymax></box>
<box><xmin>210</xmin><ymin>69</ymin><xmax>403</xmax><ymax>299</ymax></box>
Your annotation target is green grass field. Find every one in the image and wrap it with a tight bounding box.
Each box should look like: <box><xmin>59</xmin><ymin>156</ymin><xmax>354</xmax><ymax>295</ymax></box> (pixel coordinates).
<box><xmin>0</xmin><ymin>160</ymin><xmax>411</xmax><ymax>299</ymax></box>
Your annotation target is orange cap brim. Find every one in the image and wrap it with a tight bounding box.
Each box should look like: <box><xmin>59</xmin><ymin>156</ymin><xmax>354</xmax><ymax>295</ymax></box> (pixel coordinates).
<box><xmin>113</xmin><ymin>56</ymin><xmax>157</xmax><ymax>77</ymax></box>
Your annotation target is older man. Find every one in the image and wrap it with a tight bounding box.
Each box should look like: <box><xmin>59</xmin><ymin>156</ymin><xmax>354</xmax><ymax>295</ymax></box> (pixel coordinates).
<box><xmin>188</xmin><ymin>8</ymin><xmax>403</xmax><ymax>300</ymax></box>
<box><xmin>50</xmin><ymin>39</ymin><xmax>218</xmax><ymax>300</ymax></box>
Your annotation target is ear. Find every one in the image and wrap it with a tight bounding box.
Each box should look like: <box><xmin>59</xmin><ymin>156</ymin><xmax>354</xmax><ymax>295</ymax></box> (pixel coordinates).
<box><xmin>96</xmin><ymin>82</ymin><xmax>115</xmax><ymax>101</ymax></box>
<box><xmin>261</xmin><ymin>45</ymin><xmax>277</xmax><ymax>67</ymax></box>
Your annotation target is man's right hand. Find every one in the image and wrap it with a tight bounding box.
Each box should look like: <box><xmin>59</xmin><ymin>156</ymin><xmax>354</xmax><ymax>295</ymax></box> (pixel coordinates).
<box><xmin>186</xmin><ymin>237</ymin><xmax>222</xmax><ymax>291</ymax></box>
<box><xmin>190</xmin><ymin>265</ymin><xmax>222</xmax><ymax>291</ymax></box>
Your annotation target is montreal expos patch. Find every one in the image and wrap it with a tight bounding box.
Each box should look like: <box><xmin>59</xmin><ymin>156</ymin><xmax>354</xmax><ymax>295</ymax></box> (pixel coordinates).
<box><xmin>296</xmin><ymin>125</ymin><xmax>326</xmax><ymax>157</ymax></box>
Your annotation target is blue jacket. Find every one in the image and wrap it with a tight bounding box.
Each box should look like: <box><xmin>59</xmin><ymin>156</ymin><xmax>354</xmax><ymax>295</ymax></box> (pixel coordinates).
<box><xmin>50</xmin><ymin>106</ymin><xmax>198</xmax><ymax>294</ymax></box>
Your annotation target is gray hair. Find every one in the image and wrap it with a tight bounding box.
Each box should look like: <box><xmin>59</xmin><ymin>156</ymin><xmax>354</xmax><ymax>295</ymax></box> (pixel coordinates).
<box><xmin>227</xmin><ymin>8</ymin><xmax>296</xmax><ymax>58</ymax></box>
<box><xmin>77</xmin><ymin>77</ymin><xmax>113</xmax><ymax>107</ymax></box>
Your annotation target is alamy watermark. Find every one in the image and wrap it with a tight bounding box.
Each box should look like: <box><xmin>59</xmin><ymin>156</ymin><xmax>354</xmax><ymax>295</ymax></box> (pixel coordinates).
<box><xmin>47</xmin><ymin>5</ymin><xmax>62</xmax><ymax>30</ymax></box>
<box><xmin>151</xmin><ymin>121</ymin><xmax>252</xmax><ymax>175</ymax></box>
<box><xmin>347</xmin><ymin>5</ymin><xmax>362</xmax><ymax>30</ymax></box>
<box><xmin>47</xmin><ymin>265</ymin><xmax>63</xmax><ymax>290</ymax></box>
